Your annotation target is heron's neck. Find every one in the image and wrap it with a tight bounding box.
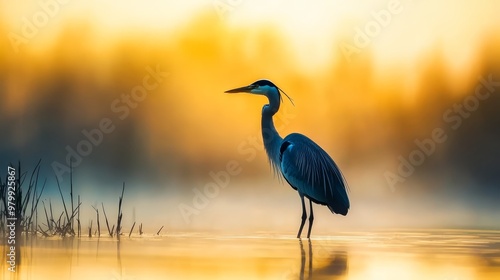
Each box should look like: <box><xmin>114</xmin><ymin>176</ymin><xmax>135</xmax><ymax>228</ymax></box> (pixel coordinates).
<box><xmin>261</xmin><ymin>97</ymin><xmax>282</xmax><ymax>172</ymax></box>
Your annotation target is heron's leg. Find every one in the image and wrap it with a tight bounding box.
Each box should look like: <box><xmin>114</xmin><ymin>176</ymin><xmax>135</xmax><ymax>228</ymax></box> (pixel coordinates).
<box><xmin>306</xmin><ymin>199</ymin><xmax>314</xmax><ymax>239</ymax></box>
<box><xmin>297</xmin><ymin>195</ymin><xmax>307</xmax><ymax>238</ymax></box>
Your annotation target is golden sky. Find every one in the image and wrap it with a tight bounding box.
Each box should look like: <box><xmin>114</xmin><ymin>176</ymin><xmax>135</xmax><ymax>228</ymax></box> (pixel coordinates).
<box><xmin>1</xmin><ymin>0</ymin><xmax>499</xmax><ymax>166</ymax></box>
<box><xmin>3</xmin><ymin>0</ymin><xmax>499</xmax><ymax>70</ymax></box>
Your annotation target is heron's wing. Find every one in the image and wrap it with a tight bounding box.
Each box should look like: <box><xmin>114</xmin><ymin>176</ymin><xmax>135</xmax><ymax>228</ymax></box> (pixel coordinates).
<box><xmin>280</xmin><ymin>133</ymin><xmax>350</xmax><ymax>215</ymax></box>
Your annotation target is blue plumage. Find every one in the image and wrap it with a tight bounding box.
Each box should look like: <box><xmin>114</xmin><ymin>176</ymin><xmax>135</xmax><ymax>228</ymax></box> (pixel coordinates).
<box><xmin>280</xmin><ymin>133</ymin><xmax>349</xmax><ymax>215</ymax></box>
<box><xmin>226</xmin><ymin>79</ymin><xmax>350</xmax><ymax>238</ymax></box>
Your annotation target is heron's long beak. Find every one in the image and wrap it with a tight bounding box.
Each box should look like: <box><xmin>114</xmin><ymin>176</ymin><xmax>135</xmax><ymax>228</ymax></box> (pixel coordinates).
<box><xmin>225</xmin><ymin>85</ymin><xmax>253</xmax><ymax>93</ymax></box>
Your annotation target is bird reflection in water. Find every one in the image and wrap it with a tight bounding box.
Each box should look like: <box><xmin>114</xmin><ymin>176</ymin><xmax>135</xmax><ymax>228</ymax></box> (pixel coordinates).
<box><xmin>297</xmin><ymin>239</ymin><xmax>348</xmax><ymax>280</ymax></box>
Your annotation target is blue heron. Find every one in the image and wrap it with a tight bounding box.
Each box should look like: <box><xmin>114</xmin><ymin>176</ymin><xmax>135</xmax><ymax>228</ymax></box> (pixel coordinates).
<box><xmin>226</xmin><ymin>79</ymin><xmax>350</xmax><ymax>238</ymax></box>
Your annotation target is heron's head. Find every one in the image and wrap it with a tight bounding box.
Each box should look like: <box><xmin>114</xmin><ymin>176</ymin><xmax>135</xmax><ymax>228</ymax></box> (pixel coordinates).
<box><xmin>225</xmin><ymin>79</ymin><xmax>294</xmax><ymax>105</ymax></box>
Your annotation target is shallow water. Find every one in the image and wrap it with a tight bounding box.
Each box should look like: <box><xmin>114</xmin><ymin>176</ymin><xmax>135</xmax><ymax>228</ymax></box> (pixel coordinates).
<box><xmin>1</xmin><ymin>229</ymin><xmax>500</xmax><ymax>279</ymax></box>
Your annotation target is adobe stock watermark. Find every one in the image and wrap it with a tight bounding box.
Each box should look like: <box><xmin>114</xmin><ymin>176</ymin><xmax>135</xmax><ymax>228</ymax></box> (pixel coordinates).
<box><xmin>212</xmin><ymin>0</ymin><xmax>245</xmax><ymax>20</ymax></box>
<box><xmin>6</xmin><ymin>166</ymin><xmax>17</xmax><ymax>273</ymax></box>
<box><xmin>384</xmin><ymin>74</ymin><xmax>500</xmax><ymax>191</ymax></box>
<box><xmin>51</xmin><ymin>65</ymin><xmax>169</xmax><ymax>181</ymax></box>
<box><xmin>178</xmin><ymin>106</ymin><xmax>296</xmax><ymax>224</ymax></box>
<box><xmin>8</xmin><ymin>0</ymin><xmax>72</xmax><ymax>53</ymax></box>
<box><xmin>339</xmin><ymin>0</ymin><xmax>404</xmax><ymax>63</ymax></box>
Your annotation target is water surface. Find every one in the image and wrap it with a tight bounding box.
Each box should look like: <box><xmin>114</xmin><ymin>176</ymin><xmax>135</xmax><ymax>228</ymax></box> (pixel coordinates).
<box><xmin>1</xmin><ymin>229</ymin><xmax>499</xmax><ymax>279</ymax></box>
